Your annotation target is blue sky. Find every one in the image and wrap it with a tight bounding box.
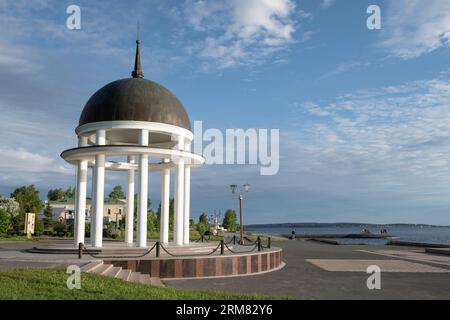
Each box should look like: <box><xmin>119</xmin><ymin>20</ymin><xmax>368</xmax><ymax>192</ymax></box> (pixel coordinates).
<box><xmin>0</xmin><ymin>0</ymin><xmax>450</xmax><ymax>225</ymax></box>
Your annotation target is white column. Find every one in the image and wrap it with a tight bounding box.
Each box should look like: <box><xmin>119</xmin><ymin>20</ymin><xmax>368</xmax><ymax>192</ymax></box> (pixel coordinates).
<box><xmin>183</xmin><ymin>142</ymin><xmax>191</xmax><ymax>245</ymax></box>
<box><xmin>174</xmin><ymin>136</ymin><xmax>185</xmax><ymax>246</ymax></box>
<box><xmin>160</xmin><ymin>159</ymin><xmax>170</xmax><ymax>244</ymax></box>
<box><xmin>90</xmin><ymin>166</ymin><xmax>96</xmax><ymax>245</ymax></box>
<box><xmin>93</xmin><ymin>129</ymin><xmax>106</xmax><ymax>248</ymax></box>
<box><xmin>125</xmin><ymin>156</ymin><xmax>135</xmax><ymax>245</ymax></box>
<box><xmin>137</xmin><ymin>129</ymin><xmax>149</xmax><ymax>247</ymax></box>
<box><xmin>74</xmin><ymin>136</ymin><xmax>88</xmax><ymax>246</ymax></box>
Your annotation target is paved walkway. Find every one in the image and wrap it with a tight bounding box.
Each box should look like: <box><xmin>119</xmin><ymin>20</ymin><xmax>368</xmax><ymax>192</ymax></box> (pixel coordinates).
<box><xmin>164</xmin><ymin>240</ymin><xmax>450</xmax><ymax>299</ymax></box>
<box><xmin>2</xmin><ymin>239</ymin><xmax>450</xmax><ymax>299</ymax></box>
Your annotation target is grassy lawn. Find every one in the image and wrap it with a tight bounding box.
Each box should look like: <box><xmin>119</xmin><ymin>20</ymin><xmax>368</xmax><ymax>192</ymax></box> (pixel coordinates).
<box><xmin>0</xmin><ymin>268</ymin><xmax>295</xmax><ymax>300</ymax></box>
<box><xmin>0</xmin><ymin>235</ymin><xmax>38</xmax><ymax>242</ymax></box>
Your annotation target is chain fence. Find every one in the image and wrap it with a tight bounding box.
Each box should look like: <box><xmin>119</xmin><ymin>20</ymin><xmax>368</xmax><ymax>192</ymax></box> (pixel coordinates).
<box><xmin>77</xmin><ymin>235</ymin><xmax>272</xmax><ymax>260</ymax></box>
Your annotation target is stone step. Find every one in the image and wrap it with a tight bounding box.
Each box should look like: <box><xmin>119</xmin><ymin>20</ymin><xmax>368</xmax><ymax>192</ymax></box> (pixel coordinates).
<box><xmin>139</xmin><ymin>273</ymin><xmax>152</xmax><ymax>285</ymax></box>
<box><xmin>93</xmin><ymin>263</ymin><xmax>113</xmax><ymax>275</ymax></box>
<box><xmin>128</xmin><ymin>271</ymin><xmax>140</xmax><ymax>283</ymax></box>
<box><xmin>116</xmin><ymin>269</ymin><xmax>132</xmax><ymax>281</ymax></box>
<box><xmin>80</xmin><ymin>261</ymin><xmax>103</xmax><ymax>273</ymax></box>
<box><xmin>149</xmin><ymin>277</ymin><xmax>165</xmax><ymax>287</ymax></box>
<box><xmin>104</xmin><ymin>266</ymin><xmax>122</xmax><ymax>278</ymax></box>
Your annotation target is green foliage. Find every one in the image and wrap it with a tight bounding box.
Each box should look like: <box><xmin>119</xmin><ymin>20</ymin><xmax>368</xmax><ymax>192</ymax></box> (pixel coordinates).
<box><xmin>196</xmin><ymin>212</ymin><xmax>209</xmax><ymax>235</ymax></box>
<box><xmin>43</xmin><ymin>203</ymin><xmax>53</xmax><ymax>228</ymax></box>
<box><xmin>119</xmin><ymin>216</ymin><xmax>126</xmax><ymax>229</ymax></box>
<box><xmin>147</xmin><ymin>212</ymin><xmax>157</xmax><ymax>234</ymax></box>
<box><xmin>0</xmin><ymin>269</ymin><xmax>295</xmax><ymax>300</ymax></box>
<box><xmin>53</xmin><ymin>222</ymin><xmax>67</xmax><ymax>237</ymax></box>
<box><xmin>156</xmin><ymin>198</ymin><xmax>174</xmax><ymax>231</ymax></box>
<box><xmin>64</xmin><ymin>187</ymin><xmax>75</xmax><ymax>200</ymax></box>
<box><xmin>104</xmin><ymin>225</ymin><xmax>121</xmax><ymax>239</ymax></box>
<box><xmin>133</xmin><ymin>193</ymin><xmax>152</xmax><ymax>216</ymax></box>
<box><xmin>189</xmin><ymin>219</ymin><xmax>195</xmax><ymax>227</ymax></box>
<box><xmin>47</xmin><ymin>188</ymin><xmax>65</xmax><ymax>201</ymax></box>
<box><xmin>10</xmin><ymin>213</ymin><xmax>24</xmax><ymax>235</ymax></box>
<box><xmin>11</xmin><ymin>185</ymin><xmax>43</xmax><ymax>214</ymax></box>
<box><xmin>84</xmin><ymin>222</ymin><xmax>91</xmax><ymax>238</ymax></box>
<box><xmin>196</xmin><ymin>222</ymin><xmax>208</xmax><ymax>235</ymax></box>
<box><xmin>109</xmin><ymin>185</ymin><xmax>125</xmax><ymax>200</ymax></box>
<box><xmin>0</xmin><ymin>208</ymin><xmax>11</xmax><ymax>235</ymax></box>
<box><xmin>0</xmin><ymin>197</ymin><xmax>20</xmax><ymax>219</ymax></box>
<box><xmin>222</xmin><ymin>209</ymin><xmax>238</xmax><ymax>232</ymax></box>
<box><xmin>199</xmin><ymin>212</ymin><xmax>208</xmax><ymax>224</ymax></box>
<box><xmin>34</xmin><ymin>216</ymin><xmax>44</xmax><ymax>236</ymax></box>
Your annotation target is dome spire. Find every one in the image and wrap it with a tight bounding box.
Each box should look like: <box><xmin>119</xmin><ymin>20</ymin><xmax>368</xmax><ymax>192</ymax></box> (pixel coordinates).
<box><xmin>131</xmin><ymin>22</ymin><xmax>144</xmax><ymax>79</ymax></box>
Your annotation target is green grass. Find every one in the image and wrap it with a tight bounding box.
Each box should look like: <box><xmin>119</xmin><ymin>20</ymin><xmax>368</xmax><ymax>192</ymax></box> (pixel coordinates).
<box><xmin>0</xmin><ymin>235</ymin><xmax>38</xmax><ymax>242</ymax></box>
<box><xmin>0</xmin><ymin>269</ymin><xmax>296</xmax><ymax>300</ymax></box>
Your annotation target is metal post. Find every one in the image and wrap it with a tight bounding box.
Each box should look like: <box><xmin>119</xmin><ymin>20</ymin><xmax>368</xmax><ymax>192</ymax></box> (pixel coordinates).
<box><xmin>233</xmin><ymin>235</ymin><xmax>236</xmax><ymax>245</ymax></box>
<box><xmin>239</xmin><ymin>195</ymin><xmax>244</xmax><ymax>245</ymax></box>
<box><xmin>156</xmin><ymin>241</ymin><xmax>160</xmax><ymax>258</ymax></box>
<box><xmin>78</xmin><ymin>242</ymin><xmax>83</xmax><ymax>259</ymax></box>
<box><xmin>268</xmin><ymin>237</ymin><xmax>271</xmax><ymax>249</ymax></box>
<box><xmin>257</xmin><ymin>236</ymin><xmax>261</xmax><ymax>252</ymax></box>
<box><xmin>220</xmin><ymin>240</ymin><xmax>224</xmax><ymax>255</ymax></box>
<box><xmin>201</xmin><ymin>234</ymin><xmax>204</xmax><ymax>243</ymax></box>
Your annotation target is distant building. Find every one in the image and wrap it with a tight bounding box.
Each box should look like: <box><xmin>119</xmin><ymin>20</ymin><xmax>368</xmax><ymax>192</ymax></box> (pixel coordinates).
<box><xmin>46</xmin><ymin>198</ymin><xmax>126</xmax><ymax>224</ymax></box>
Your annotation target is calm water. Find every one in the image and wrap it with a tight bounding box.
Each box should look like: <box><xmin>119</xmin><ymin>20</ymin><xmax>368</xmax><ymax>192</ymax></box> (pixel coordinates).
<box><xmin>247</xmin><ymin>225</ymin><xmax>450</xmax><ymax>245</ymax></box>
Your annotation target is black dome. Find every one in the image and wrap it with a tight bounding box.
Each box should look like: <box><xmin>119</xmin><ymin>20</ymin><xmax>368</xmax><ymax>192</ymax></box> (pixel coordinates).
<box><xmin>79</xmin><ymin>78</ymin><xmax>191</xmax><ymax>131</ymax></box>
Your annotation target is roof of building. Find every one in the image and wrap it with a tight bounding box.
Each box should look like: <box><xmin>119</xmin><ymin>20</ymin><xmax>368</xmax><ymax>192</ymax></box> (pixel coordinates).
<box><xmin>78</xmin><ymin>40</ymin><xmax>191</xmax><ymax>131</ymax></box>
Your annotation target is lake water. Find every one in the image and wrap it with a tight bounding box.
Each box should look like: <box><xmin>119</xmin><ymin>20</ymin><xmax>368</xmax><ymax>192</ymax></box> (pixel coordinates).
<box><xmin>246</xmin><ymin>225</ymin><xmax>450</xmax><ymax>245</ymax></box>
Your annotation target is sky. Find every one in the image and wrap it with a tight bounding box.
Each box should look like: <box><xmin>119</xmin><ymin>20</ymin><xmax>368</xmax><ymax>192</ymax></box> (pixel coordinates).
<box><xmin>0</xmin><ymin>0</ymin><xmax>450</xmax><ymax>225</ymax></box>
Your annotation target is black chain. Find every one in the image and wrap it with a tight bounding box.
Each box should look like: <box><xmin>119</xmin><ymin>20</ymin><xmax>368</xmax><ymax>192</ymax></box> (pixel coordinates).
<box><xmin>224</xmin><ymin>242</ymin><xmax>258</xmax><ymax>254</ymax></box>
<box><xmin>160</xmin><ymin>242</ymin><xmax>222</xmax><ymax>257</ymax></box>
<box><xmin>81</xmin><ymin>242</ymin><xmax>157</xmax><ymax>259</ymax></box>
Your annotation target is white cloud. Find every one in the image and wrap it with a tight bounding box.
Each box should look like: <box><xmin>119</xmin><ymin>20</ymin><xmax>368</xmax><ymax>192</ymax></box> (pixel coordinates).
<box><xmin>380</xmin><ymin>0</ymin><xmax>450</xmax><ymax>59</ymax></box>
<box><xmin>319</xmin><ymin>61</ymin><xmax>370</xmax><ymax>80</ymax></box>
<box><xmin>292</xmin><ymin>77</ymin><xmax>450</xmax><ymax>197</ymax></box>
<box><xmin>320</xmin><ymin>0</ymin><xmax>336</xmax><ymax>9</ymax></box>
<box><xmin>180</xmin><ymin>0</ymin><xmax>300</xmax><ymax>69</ymax></box>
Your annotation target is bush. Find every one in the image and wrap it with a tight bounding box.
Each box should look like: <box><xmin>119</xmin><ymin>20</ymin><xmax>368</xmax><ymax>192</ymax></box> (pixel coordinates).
<box><xmin>34</xmin><ymin>217</ymin><xmax>44</xmax><ymax>236</ymax></box>
<box><xmin>0</xmin><ymin>208</ymin><xmax>11</xmax><ymax>235</ymax></box>
<box><xmin>85</xmin><ymin>222</ymin><xmax>91</xmax><ymax>238</ymax></box>
<box><xmin>53</xmin><ymin>222</ymin><xmax>67</xmax><ymax>237</ymax></box>
<box><xmin>196</xmin><ymin>222</ymin><xmax>208</xmax><ymax>235</ymax></box>
<box><xmin>104</xmin><ymin>227</ymin><xmax>121</xmax><ymax>239</ymax></box>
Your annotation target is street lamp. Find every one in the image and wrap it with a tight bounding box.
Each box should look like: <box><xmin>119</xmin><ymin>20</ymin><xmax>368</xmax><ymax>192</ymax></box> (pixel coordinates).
<box><xmin>229</xmin><ymin>183</ymin><xmax>251</xmax><ymax>245</ymax></box>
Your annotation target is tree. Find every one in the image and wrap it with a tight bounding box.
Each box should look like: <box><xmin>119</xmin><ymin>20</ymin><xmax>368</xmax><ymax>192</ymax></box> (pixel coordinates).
<box><xmin>43</xmin><ymin>203</ymin><xmax>53</xmax><ymax>228</ymax></box>
<box><xmin>147</xmin><ymin>212</ymin><xmax>157</xmax><ymax>234</ymax></box>
<box><xmin>155</xmin><ymin>198</ymin><xmax>174</xmax><ymax>231</ymax></box>
<box><xmin>11</xmin><ymin>185</ymin><xmax>43</xmax><ymax>214</ymax></box>
<box><xmin>64</xmin><ymin>186</ymin><xmax>75</xmax><ymax>200</ymax></box>
<box><xmin>222</xmin><ymin>209</ymin><xmax>238</xmax><ymax>232</ymax></box>
<box><xmin>34</xmin><ymin>216</ymin><xmax>44</xmax><ymax>236</ymax></box>
<box><xmin>0</xmin><ymin>197</ymin><xmax>20</xmax><ymax>219</ymax></box>
<box><xmin>199</xmin><ymin>213</ymin><xmax>208</xmax><ymax>224</ymax></box>
<box><xmin>197</xmin><ymin>213</ymin><xmax>209</xmax><ymax>235</ymax></box>
<box><xmin>47</xmin><ymin>188</ymin><xmax>65</xmax><ymax>201</ymax></box>
<box><xmin>109</xmin><ymin>185</ymin><xmax>125</xmax><ymax>200</ymax></box>
<box><xmin>0</xmin><ymin>208</ymin><xmax>10</xmax><ymax>235</ymax></box>
<box><xmin>133</xmin><ymin>193</ymin><xmax>152</xmax><ymax>216</ymax></box>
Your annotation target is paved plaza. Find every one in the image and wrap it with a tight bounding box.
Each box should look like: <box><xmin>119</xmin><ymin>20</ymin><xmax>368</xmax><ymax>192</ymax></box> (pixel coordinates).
<box><xmin>1</xmin><ymin>239</ymin><xmax>450</xmax><ymax>299</ymax></box>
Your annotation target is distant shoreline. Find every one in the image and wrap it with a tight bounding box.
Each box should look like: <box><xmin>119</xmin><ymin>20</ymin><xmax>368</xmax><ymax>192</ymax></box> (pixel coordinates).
<box><xmin>246</xmin><ymin>222</ymin><xmax>450</xmax><ymax>228</ymax></box>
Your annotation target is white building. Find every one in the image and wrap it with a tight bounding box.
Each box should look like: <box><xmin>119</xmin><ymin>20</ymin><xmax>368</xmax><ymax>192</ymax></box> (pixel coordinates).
<box><xmin>61</xmin><ymin>40</ymin><xmax>204</xmax><ymax>248</ymax></box>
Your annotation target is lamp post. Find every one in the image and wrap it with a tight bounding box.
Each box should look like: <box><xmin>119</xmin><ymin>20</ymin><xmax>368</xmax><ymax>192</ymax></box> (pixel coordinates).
<box><xmin>230</xmin><ymin>183</ymin><xmax>250</xmax><ymax>245</ymax></box>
